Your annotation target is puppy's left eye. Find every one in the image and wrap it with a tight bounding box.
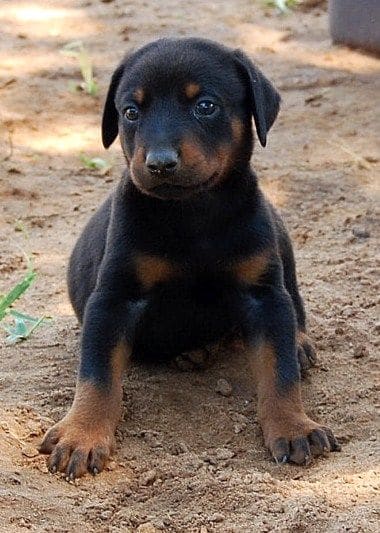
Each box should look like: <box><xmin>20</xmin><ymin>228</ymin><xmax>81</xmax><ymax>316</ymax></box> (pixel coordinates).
<box><xmin>194</xmin><ymin>100</ymin><xmax>218</xmax><ymax>117</ymax></box>
<box><xmin>124</xmin><ymin>106</ymin><xmax>139</xmax><ymax>121</ymax></box>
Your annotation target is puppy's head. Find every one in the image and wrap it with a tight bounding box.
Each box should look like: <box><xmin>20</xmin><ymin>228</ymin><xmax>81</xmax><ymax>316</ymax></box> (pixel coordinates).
<box><xmin>102</xmin><ymin>38</ymin><xmax>280</xmax><ymax>200</ymax></box>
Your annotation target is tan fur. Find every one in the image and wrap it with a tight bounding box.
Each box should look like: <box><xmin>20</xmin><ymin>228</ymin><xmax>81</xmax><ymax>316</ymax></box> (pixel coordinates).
<box><xmin>133</xmin><ymin>87</ymin><xmax>145</xmax><ymax>105</ymax></box>
<box><xmin>135</xmin><ymin>254</ymin><xmax>180</xmax><ymax>290</ymax></box>
<box><xmin>180</xmin><ymin>138</ymin><xmax>232</xmax><ymax>184</ymax></box>
<box><xmin>185</xmin><ymin>82</ymin><xmax>201</xmax><ymax>99</ymax></box>
<box><xmin>251</xmin><ymin>343</ymin><xmax>319</xmax><ymax>448</ymax></box>
<box><xmin>232</xmin><ymin>252</ymin><xmax>269</xmax><ymax>285</ymax></box>
<box><xmin>231</xmin><ymin>117</ymin><xmax>244</xmax><ymax>144</ymax></box>
<box><xmin>41</xmin><ymin>343</ymin><xmax>130</xmax><ymax>475</ymax></box>
<box><xmin>59</xmin><ymin>342</ymin><xmax>127</xmax><ymax>434</ymax></box>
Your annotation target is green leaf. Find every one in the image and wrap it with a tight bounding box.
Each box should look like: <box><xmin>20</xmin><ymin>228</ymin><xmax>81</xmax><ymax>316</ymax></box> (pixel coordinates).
<box><xmin>80</xmin><ymin>154</ymin><xmax>110</xmax><ymax>172</ymax></box>
<box><xmin>3</xmin><ymin>313</ymin><xmax>48</xmax><ymax>344</ymax></box>
<box><xmin>0</xmin><ymin>269</ymin><xmax>36</xmax><ymax>321</ymax></box>
<box><xmin>61</xmin><ymin>41</ymin><xmax>98</xmax><ymax>97</ymax></box>
<box><xmin>263</xmin><ymin>0</ymin><xmax>299</xmax><ymax>13</ymax></box>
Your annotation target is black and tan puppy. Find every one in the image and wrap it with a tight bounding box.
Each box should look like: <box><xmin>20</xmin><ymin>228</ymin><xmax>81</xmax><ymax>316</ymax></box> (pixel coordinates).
<box><xmin>40</xmin><ymin>38</ymin><xmax>340</xmax><ymax>479</ymax></box>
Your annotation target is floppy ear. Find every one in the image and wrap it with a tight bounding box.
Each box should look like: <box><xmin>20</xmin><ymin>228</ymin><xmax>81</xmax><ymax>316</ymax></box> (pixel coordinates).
<box><xmin>233</xmin><ymin>50</ymin><xmax>281</xmax><ymax>147</ymax></box>
<box><xmin>101</xmin><ymin>64</ymin><xmax>125</xmax><ymax>149</ymax></box>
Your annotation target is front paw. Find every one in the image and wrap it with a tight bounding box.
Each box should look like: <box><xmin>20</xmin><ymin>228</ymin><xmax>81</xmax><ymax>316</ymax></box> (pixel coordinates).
<box><xmin>265</xmin><ymin>418</ymin><xmax>341</xmax><ymax>466</ymax></box>
<box><xmin>39</xmin><ymin>416</ymin><xmax>115</xmax><ymax>480</ymax></box>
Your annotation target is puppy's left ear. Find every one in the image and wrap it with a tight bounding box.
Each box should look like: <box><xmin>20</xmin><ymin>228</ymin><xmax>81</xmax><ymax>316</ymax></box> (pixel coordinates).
<box><xmin>233</xmin><ymin>50</ymin><xmax>281</xmax><ymax>147</ymax></box>
<box><xmin>101</xmin><ymin>64</ymin><xmax>125</xmax><ymax>149</ymax></box>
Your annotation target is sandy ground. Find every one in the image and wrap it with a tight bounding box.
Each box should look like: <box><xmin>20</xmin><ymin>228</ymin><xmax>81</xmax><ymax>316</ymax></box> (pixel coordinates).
<box><xmin>0</xmin><ymin>1</ymin><xmax>379</xmax><ymax>531</ymax></box>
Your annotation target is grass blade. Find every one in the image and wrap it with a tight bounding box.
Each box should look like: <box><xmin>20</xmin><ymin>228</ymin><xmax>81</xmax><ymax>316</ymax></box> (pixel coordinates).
<box><xmin>0</xmin><ymin>270</ymin><xmax>36</xmax><ymax>321</ymax></box>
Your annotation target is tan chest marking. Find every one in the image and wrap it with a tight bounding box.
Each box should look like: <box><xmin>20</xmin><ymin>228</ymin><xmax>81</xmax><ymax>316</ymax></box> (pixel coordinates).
<box><xmin>232</xmin><ymin>252</ymin><xmax>269</xmax><ymax>285</ymax></box>
<box><xmin>135</xmin><ymin>254</ymin><xmax>180</xmax><ymax>290</ymax></box>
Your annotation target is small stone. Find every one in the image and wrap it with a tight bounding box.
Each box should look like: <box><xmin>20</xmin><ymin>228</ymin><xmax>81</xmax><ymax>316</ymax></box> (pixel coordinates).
<box><xmin>100</xmin><ymin>510</ymin><xmax>113</xmax><ymax>520</ymax></box>
<box><xmin>21</xmin><ymin>445</ymin><xmax>39</xmax><ymax>458</ymax></box>
<box><xmin>136</xmin><ymin>523</ymin><xmax>157</xmax><ymax>533</ymax></box>
<box><xmin>353</xmin><ymin>345</ymin><xmax>369</xmax><ymax>358</ymax></box>
<box><xmin>209</xmin><ymin>512</ymin><xmax>224</xmax><ymax>523</ymax></box>
<box><xmin>215</xmin><ymin>378</ymin><xmax>232</xmax><ymax>397</ymax></box>
<box><xmin>140</xmin><ymin>469</ymin><xmax>157</xmax><ymax>486</ymax></box>
<box><xmin>115</xmin><ymin>481</ymin><xmax>132</xmax><ymax>496</ymax></box>
<box><xmin>170</xmin><ymin>442</ymin><xmax>189</xmax><ymax>455</ymax></box>
<box><xmin>352</xmin><ymin>227</ymin><xmax>370</xmax><ymax>239</ymax></box>
<box><xmin>187</xmin><ymin>349</ymin><xmax>206</xmax><ymax>365</ymax></box>
<box><xmin>215</xmin><ymin>448</ymin><xmax>235</xmax><ymax>461</ymax></box>
<box><xmin>175</xmin><ymin>355</ymin><xmax>194</xmax><ymax>371</ymax></box>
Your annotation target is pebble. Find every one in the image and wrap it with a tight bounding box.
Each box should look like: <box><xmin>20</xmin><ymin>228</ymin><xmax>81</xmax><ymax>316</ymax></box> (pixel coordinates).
<box><xmin>140</xmin><ymin>469</ymin><xmax>157</xmax><ymax>486</ymax></box>
<box><xmin>352</xmin><ymin>227</ymin><xmax>370</xmax><ymax>239</ymax></box>
<box><xmin>175</xmin><ymin>356</ymin><xmax>194</xmax><ymax>371</ymax></box>
<box><xmin>215</xmin><ymin>448</ymin><xmax>235</xmax><ymax>461</ymax></box>
<box><xmin>136</xmin><ymin>523</ymin><xmax>157</xmax><ymax>533</ymax></box>
<box><xmin>353</xmin><ymin>345</ymin><xmax>369</xmax><ymax>358</ymax></box>
<box><xmin>21</xmin><ymin>445</ymin><xmax>39</xmax><ymax>458</ymax></box>
<box><xmin>170</xmin><ymin>442</ymin><xmax>189</xmax><ymax>455</ymax></box>
<box><xmin>187</xmin><ymin>350</ymin><xmax>206</xmax><ymax>365</ymax></box>
<box><xmin>215</xmin><ymin>378</ymin><xmax>233</xmax><ymax>397</ymax></box>
<box><xmin>209</xmin><ymin>512</ymin><xmax>225</xmax><ymax>523</ymax></box>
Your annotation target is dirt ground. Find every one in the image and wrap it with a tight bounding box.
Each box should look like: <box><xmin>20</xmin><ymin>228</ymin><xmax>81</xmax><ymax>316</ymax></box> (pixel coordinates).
<box><xmin>0</xmin><ymin>1</ymin><xmax>379</xmax><ymax>531</ymax></box>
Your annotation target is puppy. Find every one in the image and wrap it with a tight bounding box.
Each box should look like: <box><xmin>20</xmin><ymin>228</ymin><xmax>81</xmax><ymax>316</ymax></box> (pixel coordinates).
<box><xmin>40</xmin><ymin>38</ymin><xmax>340</xmax><ymax>479</ymax></box>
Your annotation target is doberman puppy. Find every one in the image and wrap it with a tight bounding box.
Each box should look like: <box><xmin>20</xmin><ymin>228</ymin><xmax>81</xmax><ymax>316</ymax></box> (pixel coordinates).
<box><xmin>40</xmin><ymin>38</ymin><xmax>340</xmax><ymax>479</ymax></box>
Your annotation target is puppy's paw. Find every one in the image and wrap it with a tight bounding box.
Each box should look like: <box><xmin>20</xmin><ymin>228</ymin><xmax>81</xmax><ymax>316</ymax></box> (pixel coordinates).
<box><xmin>39</xmin><ymin>416</ymin><xmax>115</xmax><ymax>480</ymax></box>
<box><xmin>265</xmin><ymin>417</ymin><xmax>340</xmax><ymax>466</ymax></box>
<box><xmin>297</xmin><ymin>331</ymin><xmax>317</xmax><ymax>377</ymax></box>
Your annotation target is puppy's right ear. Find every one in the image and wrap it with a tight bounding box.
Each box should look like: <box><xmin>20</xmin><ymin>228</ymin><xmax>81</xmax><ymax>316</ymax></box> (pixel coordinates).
<box><xmin>101</xmin><ymin>64</ymin><xmax>125</xmax><ymax>149</ymax></box>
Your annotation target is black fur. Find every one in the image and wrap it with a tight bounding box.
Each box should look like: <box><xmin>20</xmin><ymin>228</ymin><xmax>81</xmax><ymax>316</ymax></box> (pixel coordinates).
<box><xmin>68</xmin><ymin>38</ymin><xmax>304</xmax><ymax>385</ymax></box>
<box><xmin>39</xmin><ymin>38</ymin><xmax>340</xmax><ymax>479</ymax></box>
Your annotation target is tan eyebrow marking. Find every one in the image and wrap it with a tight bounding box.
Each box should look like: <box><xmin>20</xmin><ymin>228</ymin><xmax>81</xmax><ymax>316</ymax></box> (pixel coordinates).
<box><xmin>185</xmin><ymin>82</ymin><xmax>201</xmax><ymax>99</ymax></box>
<box><xmin>133</xmin><ymin>88</ymin><xmax>145</xmax><ymax>105</ymax></box>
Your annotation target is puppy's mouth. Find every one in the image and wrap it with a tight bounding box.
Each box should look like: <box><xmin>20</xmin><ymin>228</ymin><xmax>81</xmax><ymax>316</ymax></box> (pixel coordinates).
<box><xmin>147</xmin><ymin>173</ymin><xmax>219</xmax><ymax>200</ymax></box>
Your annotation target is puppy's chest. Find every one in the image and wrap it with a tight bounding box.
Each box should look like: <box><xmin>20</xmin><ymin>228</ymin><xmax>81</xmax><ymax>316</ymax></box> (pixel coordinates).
<box><xmin>133</xmin><ymin>210</ymin><xmax>272</xmax><ymax>292</ymax></box>
<box><xmin>134</xmin><ymin>246</ymin><xmax>270</xmax><ymax>293</ymax></box>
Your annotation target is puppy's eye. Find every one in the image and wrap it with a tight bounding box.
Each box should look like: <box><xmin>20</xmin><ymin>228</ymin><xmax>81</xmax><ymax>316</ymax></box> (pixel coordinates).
<box><xmin>124</xmin><ymin>106</ymin><xmax>139</xmax><ymax>121</ymax></box>
<box><xmin>194</xmin><ymin>100</ymin><xmax>217</xmax><ymax>117</ymax></box>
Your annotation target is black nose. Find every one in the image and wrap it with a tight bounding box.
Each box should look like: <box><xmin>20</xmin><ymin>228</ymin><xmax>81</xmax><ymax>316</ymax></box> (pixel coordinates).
<box><xmin>145</xmin><ymin>149</ymin><xmax>179</xmax><ymax>174</ymax></box>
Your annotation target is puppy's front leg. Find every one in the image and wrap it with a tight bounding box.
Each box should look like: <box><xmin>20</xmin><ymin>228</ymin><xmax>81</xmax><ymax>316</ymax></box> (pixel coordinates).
<box><xmin>246</xmin><ymin>288</ymin><xmax>340</xmax><ymax>465</ymax></box>
<box><xmin>40</xmin><ymin>292</ymin><xmax>135</xmax><ymax>479</ymax></box>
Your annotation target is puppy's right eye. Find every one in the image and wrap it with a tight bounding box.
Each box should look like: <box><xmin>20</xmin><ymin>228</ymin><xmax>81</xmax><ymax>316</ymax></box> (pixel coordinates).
<box><xmin>124</xmin><ymin>106</ymin><xmax>139</xmax><ymax>121</ymax></box>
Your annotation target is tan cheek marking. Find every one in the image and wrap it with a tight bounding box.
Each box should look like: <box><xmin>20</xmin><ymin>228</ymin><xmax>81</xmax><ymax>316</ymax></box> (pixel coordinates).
<box><xmin>231</xmin><ymin>117</ymin><xmax>244</xmax><ymax>144</ymax></box>
<box><xmin>133</xmin><ymin>87</ymin><xmax>145</xmax><ymax>105</ymax></box>
<box><xmin>130</xmin><ymin>145</ymin><xmax>145</xmax><ymax>182</ymax></box>
<box><xmin>185</xmin><ymin>82</ymin><xmax>201</xmax><ymax>99</ymax></box>
<box><xmin>232</xmin><ymin>252</ymin><xmax>269</xmax><ymax>285</ymax></box>
<box><xmin>216</xmin><ymin>144</ymin><xmax>234</xmax><ymax>178</ymax></box>
<box><xmin>180</xmin><ymin>139</ymin><xmax>205</xmax><ymax>165</ymax></box>
<box><xmin>135</xmin><ymin>254</ymin><xmax>180</xmax><ymax>290</ymax></box>
<box><xmin>180</xmin><ymin>139</ymin><xmax>212</xmax><ymax>176</ymax></box>
<box><xmin>180</xmin><ymin>139</ymin><xmax>234</xmax><ymax>184</ymax></box>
